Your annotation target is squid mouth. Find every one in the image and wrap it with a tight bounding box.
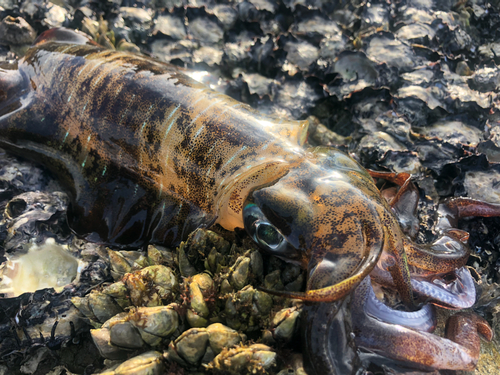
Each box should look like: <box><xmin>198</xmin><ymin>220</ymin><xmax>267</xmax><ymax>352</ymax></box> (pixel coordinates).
<box><xmin>411</xmin><ymin>267</ymin><xmax>476</xmax><ymax>309</ymax></box>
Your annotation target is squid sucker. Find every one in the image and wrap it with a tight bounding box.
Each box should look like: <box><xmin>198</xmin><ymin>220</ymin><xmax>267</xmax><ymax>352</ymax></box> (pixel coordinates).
<box><xmin>0</xmin><ymin>28</ymin><xmax>497</xmax><ymax>373</ymax></box>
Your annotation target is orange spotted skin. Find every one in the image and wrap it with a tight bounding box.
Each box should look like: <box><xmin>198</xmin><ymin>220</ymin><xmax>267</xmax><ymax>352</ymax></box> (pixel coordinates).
<box><xmin>0</xmin><ymin>30</ymin><xmax>301</xmax><ymax>247</ymax></box>
<box><xmin>0</xmin><ymin>28</ymin><xmax>416</xmax><ymax>304</ymax></box>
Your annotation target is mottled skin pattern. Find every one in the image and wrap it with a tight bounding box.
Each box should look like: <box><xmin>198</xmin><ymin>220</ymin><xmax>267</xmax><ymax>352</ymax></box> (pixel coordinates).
<box><xmin>252</xmin><ymin>148</ymin><xmax>412</xmax><ymax>304</ymax></box>
<box><xmin>0</xmin><ymin>28</ymin><xmax>414</xmax><ymax>305</ymax></box>
<box><xmin>0</xmin><ymin>29</ymin><xmax>493</xmax><ymax>372</ymax></box>
<box><xmin>1</xmin><ymin>30</ymin><xmax>300</xmax><ymax>245</ymax></box>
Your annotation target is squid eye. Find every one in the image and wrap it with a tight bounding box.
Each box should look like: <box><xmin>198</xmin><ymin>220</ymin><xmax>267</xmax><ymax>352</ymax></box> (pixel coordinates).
<box><xmin>243</xmin><ymin>202</ymin><xmax>285</xmax><ymax>253</ymax></box>
<box><xmin>256</xmin><ymin>222</ymin><xmax>283</xmax><ymax>249</ymax></box>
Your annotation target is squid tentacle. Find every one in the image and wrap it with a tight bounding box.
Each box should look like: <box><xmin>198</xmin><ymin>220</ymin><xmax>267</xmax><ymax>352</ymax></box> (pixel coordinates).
<box><xmin>353</xmin><ymin>277</ymin><xmax>492</xmax><ymax>371</ymax></box>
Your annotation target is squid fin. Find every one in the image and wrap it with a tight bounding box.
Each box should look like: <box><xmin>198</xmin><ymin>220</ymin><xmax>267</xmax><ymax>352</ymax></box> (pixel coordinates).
<box><xmin>267</xmin><ymin>119</ymin><xmax>309</xmax><ymax>146</ymax></box>
<box><xmin>33</xmin><ymin>27</ymin><xmax>99</xmax><ymax>47</ymax></box>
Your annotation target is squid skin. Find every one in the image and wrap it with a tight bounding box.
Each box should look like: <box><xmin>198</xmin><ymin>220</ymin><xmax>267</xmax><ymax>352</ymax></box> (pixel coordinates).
<box><xmin>0</xmin><ymin>28</ymin><xmax>410</xmax><ymax>304</ymax></box>
<box><xmin>0</xmin><ymin>28</ymin><xmax>305</xmax><ymax>248</ymax></box>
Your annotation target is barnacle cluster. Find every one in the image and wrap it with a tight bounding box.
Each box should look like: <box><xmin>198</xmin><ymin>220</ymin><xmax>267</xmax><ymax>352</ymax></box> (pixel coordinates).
<box><xmin>0</xmin><ymin>169</ymin><xmax>302</xmax><ymax>373</ymax></box>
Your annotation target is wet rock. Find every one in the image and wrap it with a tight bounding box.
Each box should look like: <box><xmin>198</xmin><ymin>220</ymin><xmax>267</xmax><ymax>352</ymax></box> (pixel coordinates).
<box><xmin>469</xmin><ymin>66</ymin><xmax>500</xmax><ymax>93</ymax></box>
<box><xmin>463</xmin><ymin>169</ymin><xmax>500</xmax><ymax>204</ymax></box>
<box><xmin>360</xmin><ymin>2</ymin><xmax>390</xmax><ymax>31</ymax></box>
<box><xmin>192</xmin><ymin>45</ymin><xmax>223</xmax><ymax>66</ymax></box>
<box><xmin>0</xmin><ymin>0</ymin><xmax>17</xmax><ymax>10</ymax></box>
<box><xmin>364</xmin><ymin>33</ymin><xmax>417</xmax><ymax>71</ymax></box>
<box><xmin>153</xmin><ymin>12</ymin><xmax>186</xmax><ymax>40</ymax></box>
<box><xmin>437</xmin><ymin>24</ymin><xmax>472</xmax><ymax>55</ymax></box>
<box><xmin>319</xmin><ymin>34</ymin><xmax>348</xmax><ymax>60</ymax></box>
<box><xmin>395</xmin><ymin>22</ymin><xmax>436</xmax><ymax>45</ymax></box>
<box><xmin>327</xmin><ymin>51</ymin><xmax>379</xmax><ymax>99</ymax></box>
<box><xmin>478</xmin><ymin>42</ymin><xmax>500</xmax><ymax>59</ymax></box>
<box><xmin>43</xmin><ymin>3</ymin><xmax>67</xmax><ymax>29</ymax></box>
<box><xmin>397</xmin><ymin>85</ymin><xmax>444</xmax><ymax>110</ymax></box>
<box><xmin>292</xmin><ymin>12</ymin><xmax>342</xmax><ymax>39</ymax></box>
<box><xmin>120</xmin><ymin>7</ymin><xmax>153</xmax><ymax>26</ymax></box>
<box><xmin>416</xmin><ymin>120</ymin><xmax>483</xmax><ymax>147</ymax></box>
<box><xmin>273</xmin><ymin>80</ymin><xmax>324</xmax><ymax>119</ymax></box>
<box><xmin>0</xmin><ymin>16</ymin><xmax>36</xmax><ymax>47</ymax></box>
<box><xmin>150</xmin><ymin>39</ymin><xmax>197</xmax><ymax>64</ymax></box>
<box><xmin>400</xmin><ymin>67</ymin><xmax>435</xmax><ymax>86</ymax></box>
<box><xmin>213</xmin><ymin>5</ymin><xmax>238</xmax><ymax>30</ymax></box>
<box><xmin>0</xmin><ymin>289</ymin><xmax>88</xmax><ymax>359</ymax></box>
<box><xmin>283</xmin><ymin>39</ymin><xmax>319</xmax><ymax>72</ymax></box>
<box><xmin>442</xmin><ymin>66</ymin><xmax>495</xmax><ymax>109</ymax></box>
<box><xmin>187</xmin><ymin>10</ymin><xmax>224</xmax><ymax>44</ymax></box>
<box><xmin>118</xmin><ymin>7</ymin><xmax>153</xmax><ymax>43</ymax></box>
<box><xmin>240</xmin><ymin>73</ymin><xmax>276</xmax><ymax>97</ymax></box>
